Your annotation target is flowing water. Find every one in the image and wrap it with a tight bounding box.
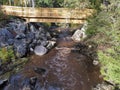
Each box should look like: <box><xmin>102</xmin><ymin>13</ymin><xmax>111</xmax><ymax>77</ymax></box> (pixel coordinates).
<box><xmin>3</xmin><ymin>29</ymin><xmax>102</xmax><ymax>90</ymax></box>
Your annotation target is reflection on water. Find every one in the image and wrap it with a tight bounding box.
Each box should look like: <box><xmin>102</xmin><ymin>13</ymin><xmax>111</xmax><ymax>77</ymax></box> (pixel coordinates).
<box><xmin>3</xmin><ymin>30</ymin><xmax>102</xmax><ymax>90</ymax></box>
<box><xmin>20</xmin><ymin>38</ymin><xmax>102</xmax><ymax>90</ymax></box>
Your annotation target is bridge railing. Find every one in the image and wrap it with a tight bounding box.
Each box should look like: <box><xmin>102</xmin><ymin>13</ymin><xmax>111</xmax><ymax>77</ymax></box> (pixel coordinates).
<box><xmin>0</xmin><ymin>4</ymin><xmax>95</xmax><ymax>23</ymax></box>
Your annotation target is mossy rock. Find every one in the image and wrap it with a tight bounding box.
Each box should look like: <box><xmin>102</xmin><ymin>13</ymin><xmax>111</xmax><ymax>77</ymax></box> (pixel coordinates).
<box><xmin>0</xmin><ymin>46</ymin><xmax>15</xmax><ymax>64</ymax></box>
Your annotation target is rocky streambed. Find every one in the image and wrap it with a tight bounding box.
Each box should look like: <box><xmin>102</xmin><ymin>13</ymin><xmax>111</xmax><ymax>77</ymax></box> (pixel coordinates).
<box><xmin>0</xmin><ymin>17</ymin><xmax>104</xmax><ymax>90</ymax></box>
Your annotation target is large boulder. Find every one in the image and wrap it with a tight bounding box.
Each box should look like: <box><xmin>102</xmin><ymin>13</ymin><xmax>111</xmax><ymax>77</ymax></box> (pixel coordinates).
<box><xmin>34</xmin><ymin>45</ymin><xmax>48</xmax><ymax>56</ymax></box>
<box><xmin>71</xmin><ymin>29</ymin><xmax>86</xmax><ymax>42</ymax></box>
<box><xmin>71</xmin><ymin>22</ymin><xmax>87</xmax><ymax>42</ymax></box>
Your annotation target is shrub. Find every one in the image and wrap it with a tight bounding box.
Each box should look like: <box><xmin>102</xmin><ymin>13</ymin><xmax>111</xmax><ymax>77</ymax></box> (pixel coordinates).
<box><xmin>86</xmin><ymin>0</ymin><xmax>120</xmax><ymax>89</ymax></box>
<box><xmin>98</xmin><ymin>49</ymin><xmax>120</xmax><ymax>85</ymax></box>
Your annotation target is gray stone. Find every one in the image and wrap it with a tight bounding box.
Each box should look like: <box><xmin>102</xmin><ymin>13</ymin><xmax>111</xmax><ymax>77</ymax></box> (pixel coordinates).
<box><xmin>0</xmin><ymin>28</ymin><xmax>14</xmax><ymax>47</ymax></box>
<box><xmin>14</xmin><ymin>39</ymin><xmax>27</xmax><ymax>58</ymax></box>
<box><xmin>46</xmin><ymin>32</ymin><xmax>52</xmax><ymax>39</ymax></box>
<box><xmin>0</xmin><ymin>79</ymin><xmax>7</xmax><ymax>85</ymax></box>
<box><xmin>40</xmin><ymin>41</ymin><xmax>48</xmax><ymax>46</ymax></box>
<box><xmin>0</xmin><ymin>59</ymin><xmax>2</xmax><ymax>66</ymax></box>
<box><xmin>22</xmin><ymin>86</ymin><xmax>31</xmax><ymax>90</ymax></box>
<box><xmin>7</xmin><ymin>21</ymin><xmax>26</xmax><ymax>34</ymax></box>
<box><xmin>15</xmin><ymin>33</ymin><xmax>26</xmax><ymax>39</ymax></box>
<box><xmin>0</xmin><ymin>36</ymin><xmax>8</xmax><ymax>47</ymax></box>
<box><xmin>35</xmin><ymin>81</ymin><xmax>44</xmax><ymax>90</ymax></box>
<box><xmin>71</xmin><ymin>29</ymin><xmax>86</xmax><ymax>42</ymax></box>
<box><xmin>26</xmin><ymin>32</ymin><xmax>35</xmax><ymax>44</ymax></box>
<box><xmin>0</xmin><ymin>28</ymin><xmax>14</xmax><ymax>39</ymax></box>
<box><xmin>72</xmin><ymin>22</ymin><xmax>87</xmax><ymax>42</ymax></box>
<box><xmin>47</xmin><ymin>86</ymin><xmax>61</xmax><ymax>90</ymax></box>
<box><xmin>30</xmin><ymin>24</ymin><xmax>37</xmax><ymax>33</ymax></box>
<box><xmin>93</xmin><ymin>60</ymin><xmax>99</xmax><ymax>66</ymax></box>
<box><xmin>93</xmin><ymin>83</ymin><xmax>114</xmax><ymax>90</ymax></box>
<box><xmin>17</xmin><ymin>23</ymin><xmax>26</xmax><ymax>33</ymax></box>
<box><xmin>34</xmin><ymin>45</ymin><xmax>48</xmax><ymax>56</ymax></box>
<box><xmin>35</xmin><ymin>31</ymin><xmax>41</xmax><ymax>40</ymax></box>
<box><xmin>46</xmin><ymin>41</ymin><xmax>56</xmax><ymax>49</ymax></box>
<box><xmin>7</xmin><ymin>39</ymin><xmax>14</xmax><ymax>45</ymax></box>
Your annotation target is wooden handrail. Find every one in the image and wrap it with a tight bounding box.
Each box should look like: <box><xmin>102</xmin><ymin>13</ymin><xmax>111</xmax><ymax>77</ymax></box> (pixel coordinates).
<box><xmin>0</xmin><ymin>5</ymin><xmax>95</xmax><ymax>23</ymax></box>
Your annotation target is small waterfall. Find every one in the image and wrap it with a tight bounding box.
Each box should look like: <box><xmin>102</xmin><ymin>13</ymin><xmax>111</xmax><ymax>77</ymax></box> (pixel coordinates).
<box><xmin>31</xmin><ymin>0</ymin><xmax>35</xmax><ymax>7</ymax></box>
<box><xmin>19</xmin><ymin>0</ymin><xmax>35</xmax><ymax>7</ymax></box>
<box><xmin>9</xmin><ymin>0</ymin><xmax>11</xmax><ymax>5</ymax></box>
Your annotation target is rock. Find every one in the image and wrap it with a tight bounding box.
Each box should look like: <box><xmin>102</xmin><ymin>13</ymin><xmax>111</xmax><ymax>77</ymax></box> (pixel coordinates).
<box><xmin>16</xmin><ymin>23</ymin><xmax>26</xmax><ymax>34</ymax></box>
<box><xmin>0</xmin><ymin>59</ymin><xmax>2</xmax><ymax>66</ymax></box>
<box><xmin>14</xmin><ymin>39</ymin><xmax>27</xmax><ymax>58</ymax></box>
<box><xmin>0</xmin><ymin>29</ymin><xmax>14</xmax><ymax>39</ymax></box>
<box><xmin>0</xmin><ymin>28</ymin><xmax>14</xmax><ymax>47</ymax></box>
<box><xmin>0</xmin><ymin>17</ymin><xmax>54</xmax><ymax>58</ymax></box>
<box><xmin>21</xmin><ymin>78</ymin><xmax>31</xmax><ymax>90</ymax></box>
<box><xmin>35</xmin><ymin>81</ymin><xmax>44</xmax><ymax>90</ymax></box>
<box><xmin>0</xmin><ymin>36</ymin><xmax>8</xmax><ymax>47</ymax></box>
<box><xmin>15</xmin><ymin>33</ymin><xmax>26</xmax><ymax>39</ymax></box>
<box><xmin>22</xmin><ymin>86</ymin><xmax>31</xmax><ymax>90</ymax></box>
<box><xmin>34</xmin><ymin>45</ymin><xmax>48</xmax><ymax>56</ymax></box>
<box><xmin>93</xmin><ymin>82</ymin><xmax>114</xmax><ymax>90</ymax></box>
<box><xmin>47</xmin><ymin>85</ymin><xmax>61</xmax><ymax>90</ymax></box>
<box><xmin>4</xmin><ymin>84</ymin><xmax>14</xmax><ymax>90</ymax></box>
<box><xmin>9</xmin><ymin>74</ymin><xmax>22</xmax><ymax>86</ymax></box>
<box><xmin>40</xmin><ymin>41</ymin><xmax>48</xmax><ymax>46</ymax></box>
<box><xmin>71</xmin><ymin>29</ymin><xmax>86</xmax><ymax>42</ymax></box>
<box><xmin>93</xmin><ymin>60</ymin><xmax>99</xmax><ymax>66</ymax></box>
<box><xmin>35</xmin><ymin>31</ymin><xmax>41</xmax><ymax>40</ymax></box>
<box><xmin>38</xmin><ymin>27</ymin><xmax>46</xmax><ymax>34</ymax></box>
<box><xmin>30</xmin><ymin>77</ymin><xmax>37</xmax><ymax>86</ymax></box>
<box><xmin>46</xmin><ymin>41</ymin><xmax>56</xmax><ymax>49</ymax></box>
<box><xmin>46</xmin><ymin>32</ymin><xmax>52</xmax><ymax>39</ymax></box>
<box><xmin>7</xmin><ymin>39</ymin><xmax>14</xmax><ymax>45</ymax></box>
<box><xmin>71</xmin><ymin>22</ymin><xmax>87</xmax><ymax>42</ymax></box>
<box><xmin>47</xmin><ymin>83</ymin><xmax>62</xmax><ymax>90</ymax></box>
<box><xmin>0</xmin><ymin>79</ymin><xmax>8</xmax><ymax>86</ymax></box>
<box><xmin>30</xmin><ymin>24</ymin><xmax>37</xmax><ymax>33</ymax></box>
<box><xmin>34</xmin><ymin>67</ymin><xmax>46</xmax><ymax>75</ymax></box>
<box><xmin>7</xmin><ymin>21</ymin><xmax>26</xmax><ymax>34</ymax></box>
<box><xmin>26</xmin><ymin>33</ymin><xmax>35</xmax><ymax>44</ymax></box>
<box><xmin>7</xmin><ymin>75</ymin><xmax>31</xmax><ymax>90</ymax></box>
<box><xmin>31</xmin><ymin>39</ymin><xmax>37</xmax><ymax>45</ymax></box>
<box><xmin>39</xmin><ymin>33</ymin><xmax>47</xmax><ymax>40</ymax></box>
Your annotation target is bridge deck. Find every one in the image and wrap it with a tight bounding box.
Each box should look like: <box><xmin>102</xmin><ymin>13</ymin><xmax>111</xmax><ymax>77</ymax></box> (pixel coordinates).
<box><xmin>0</xmin><ymin>5</ymin><xmax>94</xmax><ymax>23</ymax></box>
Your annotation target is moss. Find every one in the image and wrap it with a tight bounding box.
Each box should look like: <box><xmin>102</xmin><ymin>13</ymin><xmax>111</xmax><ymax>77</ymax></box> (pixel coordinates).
<box><xmin>0</xmin><ymin>46</ymin><xmax>15</xmax><ymax>64</ymax></box>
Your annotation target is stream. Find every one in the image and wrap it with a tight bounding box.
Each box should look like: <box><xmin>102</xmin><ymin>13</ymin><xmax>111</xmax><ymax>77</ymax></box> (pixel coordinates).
<box><xmin>0</xmin><ymin>18</ymin><xmax>103</xmax><ymax>90</ymax></box>
<box><xmin>2</xmin><ymin>28</ymin><xmax>102</xmax><ymax>90</ymax></box>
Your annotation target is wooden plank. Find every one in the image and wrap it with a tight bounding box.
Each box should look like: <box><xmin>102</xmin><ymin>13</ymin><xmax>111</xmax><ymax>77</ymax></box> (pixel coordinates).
<box><xmin>25</xmin><ymin>18</ymin><xmax>86</xmax><ymax>24</ymax></box>
<box><xmin>0</xmin><ymin>5</ymin><xmax>94</xmax><ymax>19</ymax></box>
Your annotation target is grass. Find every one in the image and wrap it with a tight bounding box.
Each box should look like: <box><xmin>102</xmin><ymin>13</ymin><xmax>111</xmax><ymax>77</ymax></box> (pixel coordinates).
<box><xmin>0</xmin><ymin>46</ymin><xmax>15</xmax><ymax>64</ymax></box>
<box><xmin>86</xmin><ymin>0</ymin><xmax>120</xmax><ymax>89</ymax></box>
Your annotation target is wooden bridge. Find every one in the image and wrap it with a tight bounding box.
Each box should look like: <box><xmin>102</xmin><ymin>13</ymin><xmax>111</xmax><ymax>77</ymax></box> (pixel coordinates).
<box><xmin>0</xmin><ymin>5</ymin><xmax>94</xmax><ymax>24</ymax></box>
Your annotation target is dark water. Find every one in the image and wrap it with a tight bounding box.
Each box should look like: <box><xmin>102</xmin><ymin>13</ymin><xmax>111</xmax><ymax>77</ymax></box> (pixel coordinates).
<box><xmin>3</xmin><ymin>30</ymin><xmax>102</xmax><ymax>90</ymax></box>
<box><xmin>21</xmin><ymin>39</ymin><xmax>102</xmax><ymax>90</ymax></box>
